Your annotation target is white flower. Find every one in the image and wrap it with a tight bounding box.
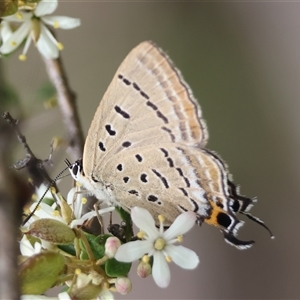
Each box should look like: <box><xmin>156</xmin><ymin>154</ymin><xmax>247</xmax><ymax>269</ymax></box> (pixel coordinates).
<box><xmin>20</xmin><ymin>234</ymin><xmax>42</xmax><ymax>257</ymax></box>
<box><xmin>0</xmin><ymin>21</ymin><xmax>12</xmax><ymax>45</ymax></box>
<box><xmin>115</xmin><ymin>207</ymin><xmax>200</xmax><ymax>288</ymax></box>
<box><xmin>21</xmin><ymin>292</ymin><xmax>71</xmax><ymax>300</ymax></box>
<box><xmin>22</xmin><ymin>184</ymin><xmax>66</xmax><ymax>228</ymax></box>
<box><xmin>0</xmin><ymin>0</ymin><xmax>80</xmax><ymax>59</ymax></box>
<box><xmin>67</xmin><ymin>187</ymin><xmax>115</xmax><ymax>228</ymax></box>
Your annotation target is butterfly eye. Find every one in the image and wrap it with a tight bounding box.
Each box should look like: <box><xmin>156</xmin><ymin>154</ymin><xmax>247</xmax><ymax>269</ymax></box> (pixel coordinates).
<box><xmin>68</xmin><ymin>159</ymin><xmax>83</xmax><ymax>180</ymax></box>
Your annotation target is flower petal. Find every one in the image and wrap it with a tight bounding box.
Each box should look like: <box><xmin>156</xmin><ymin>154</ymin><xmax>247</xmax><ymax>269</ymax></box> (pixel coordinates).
<box><xmin>69</xmin><ymin>206</ymin><xmax>114</xmax><ymax>228</ymax></box>
<box><xmin>152</xmin><ymin>251</ymin><xmax>170</xmax><ymax>288</ymax></box>
<box><xmin>66</xmin><ymin>187</ymin><xmax>76</xmax><ymax>205</ymax></box>
<box><xmin>0</xmin><ymin>21</ymin><xmax>31</xmax><ymax>54</ymax></box>
<box><xmin>99</xmin><ymin>288</ymin><xmax>114</xmax><ymax>300</ymax></box>
<box><xmin>42</xmin><ymin>16</ymin><xmax>81</xmax><ymax>30</ymax></box>
<box><xmin>58</xmin><ymin>292</ymin><xmax>71</xmax><ymax>300</ymax></box>
<box><xmin>115</xmin><ymin>240</ymin><xmax>152</xmax><ymax>263</ymax></box>
<box><xmin>20</xmin><ymin>235</ymin><xmax>34</xmax><ymax>256</ymax></box>
<box><xmin>36</xmin><ymin>183</ymin><xmax>53</xmax><ymax>200</ymax></box>
<box><xmin>2</xmin><ymin>11</ymin><xmax>32</xmax><ymax>22</ymax></box>
<box><xmin>36</xmin><ymin>23</ymin><xmax>59</xmax><ymax>58</ymax></box>
<box><xmin>0</xmin><ymin>21</ymin><xmax>13</xmax><ymax>43</ymax></box>
<box><xmin>165</xmin><ymin>244</ymin><xmax>199</xmax><ymax>269</ymax></box>
<box><xmin>163</xmin><ymin>211</ymin><xmax>196</xmax><ymax>241</ymax></box>
<box><xmin>35</xmin><ymin>0</ymin><xmax>58</xmax><ymax>17</ymax></box>
<box><xmin>131</xmin><ymin>207</ymin><xmax>158</xmax><ymax>240</ymax></box>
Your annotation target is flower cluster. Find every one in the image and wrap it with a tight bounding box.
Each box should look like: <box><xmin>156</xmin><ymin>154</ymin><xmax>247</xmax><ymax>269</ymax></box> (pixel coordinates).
<box><xmin>19</xmin><ymin>183</ymin><xmax>200</xmax><ymax>298</ymax></box>
<box><xmin>0</xmin><ymin>0</ymin><xmax>80</xmax><ymax>60</ymax></box>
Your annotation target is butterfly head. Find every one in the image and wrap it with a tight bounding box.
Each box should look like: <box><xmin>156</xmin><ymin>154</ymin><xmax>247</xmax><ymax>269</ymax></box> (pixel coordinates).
<box><xmin>66</xmin><ymin>158</ymin><xmax>85</xmax><ymax>183</ymax></box>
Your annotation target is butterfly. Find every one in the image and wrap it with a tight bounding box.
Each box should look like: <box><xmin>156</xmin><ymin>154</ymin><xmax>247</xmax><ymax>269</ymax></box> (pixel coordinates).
<box><xmin>69</xmin><ymin>41</ymin><xmax>273</xmax><ymax>249</ymax></box>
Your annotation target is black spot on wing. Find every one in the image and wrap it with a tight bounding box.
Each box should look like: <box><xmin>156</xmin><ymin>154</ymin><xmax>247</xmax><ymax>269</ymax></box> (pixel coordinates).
<box><xmin>105</xmin><ymin>124</ymin><xmax>116</xmax><ymax>136</ymax></box>
<box><xmin>135</xmin><ymin>154</ymin><xmax>143</xmax><ymax>162</ymax></box>
<box><xmin>146</xmin><ymin>101</ymin><xmax>158</xmax><ymax>110</ymax></box>
<box><xmin>167</xmin><ymin>157</ymin><xmax>174</xmax><ymax>167</ymax></box>
<box><xmin>157</xmin><ymin>111</ymin><xmax>168</xmax><ymax>124</ymax></box>
<box><xmin>117</xmin><ymin>164</ymin><xmax>123</xmax><ymax>171</ymax></box>
<box><xmin>99</xmin><ymin>141</ymin><xmax>106</xmax><ymax>152</ymax></box>
<box><xmin>140</xmin><ymin>173</ymin><xmax>148</xmax><ymax>183</ymax></box>
<box><xmin>91</xmin><ymin>175</ymin><xmax>99</xmax><ymax>183</ymax></box>
<box><xmin>140</xmin><ymin>91</ymin><xmax>149</xmax><ymax>100</ymax></box>
<box><xmin>123</xmin><ymin>177</ymin><xmax>129</xmax><ymax>183</ymax></box>
<box><xmin>128</xmin><ymin>190</ymin><xmax>139</xmax><ymax>196</ymax></box>
<box><xmin>123</xmin><ymin>78</ymin><xmax>131</xmax><ymax>85</ymax></box>
<box><xmin>148</xmin><ymin>195</ymin><xmax>158</xmax><ymax>202</ymax></box>
<box><xmin>152</xmin><ymin>169</ymin><xmax>169</xmax><ymax>189</ymax></box>
<box><xmin>176</xmin><ymin>167</ymin><xmax>190</xmax><ymax>187</ymax></box>
<box><xmin>114</xmin><ymin>105</ymin><xmax>130</xmax><ymax>119</ymax></box>
<box><xmin>161</xmin><ymin>126</ymin><xmax>175</xmax><ymax>142</ymax></box>
<box><xmin>122</xmin><ymin>141</ymin><xmax>131</xmax><ymax>148</ymax></box>
<box><xmin>160</xmin><ymin>148</ymin><xmax>168</xmax><ymax>157</ymax></box>
<box><xmin>179</xmin><ymin>187</ymin><xmax>188</xmax><ymax>197</ymax></box>
<box><xmin>133</xmin><ymin>82</ymin><xmax>140</xmax><ymax>91</ymax></box>
<box><xmin>190</xmin><ymin>198</ymin><xmax>199</xmax><ymax>213</ymax></box>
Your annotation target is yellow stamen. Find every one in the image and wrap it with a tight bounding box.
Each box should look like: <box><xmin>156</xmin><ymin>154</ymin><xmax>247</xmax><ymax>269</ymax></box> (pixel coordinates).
<box><xmin>19</xmin><ymin>54</ymin><xmax>27</xmax><ymax>61</ymax></box>
<box><xmin>81</xmin><ymin>197</ymin><xmax>87</xmax><ymax>204</ymax></box>
<box><xmin>53</xmin><ymin>21</ymin><xmax>59</xmax><ymax>29</ymax></box>
<box><xmin>50</xmin><ymin>187</ymin><xmax>56</xmax><ymax>194</ymax></box>
<box><xmin>51</xmin><ymin>136</ymin><xmax>61</xmax><ymax>150</ymax></box>
<box><xmin>154</xmin><ymin>237</ymin><xmax>165</xmax><ymax>250</ymax></box>
<box><xmin>137</xmin><ymin>231</ymin><xmax>146</xmax><ymax>239</ymax></box>
<box><xmin>44</xmin><ymin>98</ymin><xmax>58</xmax><ymax>109</ymax></box>
<box><xmin>16</xmin><ymin>12</ymin><xmax>23</xmax><ymax>20</ymax></box>
<box><xmin>142</xmin><ymin>255</ymin><xmax>150</xmax><ymax>263</ymax></box>
<box><xmin>177</xmin><ymin>235</ymin><xmax>183</xmax><ymax>243</ymax></box>
<box><xmin>57</xmin><ymin>42</ymin><xmax>64</xmax><ymax>51</ymax></box>
<box><xmin>52</xmin><ymin>210</ymin><xmax>60</xmax><ymax>217</ymax></box>
<box><xmin>28</xmin><ymin>178</ymin><xmax>33</xmax><ymax>184</ymax></box>
<box><xmin>24</xmin><ymin>208</ymin><xmax>30</xmax><ymax>215</ymax></box>
<box><xmin>31</xmin><ymin>193</ymin><xmax>37</xmax><ymax>201</ymax></box>
<box><xmin>75</xmin><ymin>268</ymin><xmax>81</xmax><ymax>275</ymax></box>
<box><xmin>165</xmin><ymin>255</ymin><xmax>172</xmax><ymax>263</ymax></box>
<box><xmin>158</xmin><ymin>214</ymin><xmax>165</xmax><ymax>223</ymax></box>
<box><xmin>76</xmin><ymin>182</ymin><xmax>82</xmax><ymax>187</ymax></box>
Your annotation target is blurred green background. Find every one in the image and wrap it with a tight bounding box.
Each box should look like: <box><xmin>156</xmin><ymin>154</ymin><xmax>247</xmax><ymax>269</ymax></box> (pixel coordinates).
<box><xmin>2</xmin><ymin>2</ymin><xmax>300</xmax><ymax>299</ymax></box>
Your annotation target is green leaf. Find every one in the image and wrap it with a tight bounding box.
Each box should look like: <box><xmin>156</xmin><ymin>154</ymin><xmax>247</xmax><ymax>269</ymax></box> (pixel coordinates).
<box><xmin>20</xmin><ymin>251</ymin><xmax>65</xmax><ymax>294</ymax></box>
<box><xmin>57</xmin><ymin>244</ymin><xmax>76</xmax><ymax>256</ymax></box>
<box><xmin>80</xmin><ymin>232</ymin><xmax>111</xmax><ymax>260</ymax></box>
<box><xmin>114</xmin><ymin>206</ymin><xmax>133</xmax><ymax>242</ymax></box>
<box><xmin>105</xmin><ymin>258</ymin><xmax>131</xmax><ymax>277</ymax></box>
<box><xmin>86</xmin><ymin>233</ymin><xmax>105</xmax><ymax>259</ymax></box>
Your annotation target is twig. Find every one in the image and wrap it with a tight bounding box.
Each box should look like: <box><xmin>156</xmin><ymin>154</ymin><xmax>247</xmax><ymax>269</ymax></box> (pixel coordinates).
<box><xmin>43</xmin><ymin>56</ymin><xmax>84</xmax><ymax>162</ymax></box>
<box><xmin>0</xmin><ymin>115</ymin><xmax>22</xmax><ymax>300</ymax></box>
<box><xmin>2</xmin><ymin>112</ymin><xmax>57</xmax><ymax>189</ymax></box>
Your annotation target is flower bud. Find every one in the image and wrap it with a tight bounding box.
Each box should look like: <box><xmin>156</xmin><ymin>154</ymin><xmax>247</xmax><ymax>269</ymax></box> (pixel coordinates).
<box><xmin>105</xmin><ymin>236</ymin><xmax>121</xmax><ymax>258</ymax></box>
<box><xmin>115</xmin><ymin>277</ymin><xmax>132</xmax><ymax>295</ymax></box>
<box><xmin>137</xmin><ymin>260</ymin><xmax>152</xmax><ymax>278</ymax></box>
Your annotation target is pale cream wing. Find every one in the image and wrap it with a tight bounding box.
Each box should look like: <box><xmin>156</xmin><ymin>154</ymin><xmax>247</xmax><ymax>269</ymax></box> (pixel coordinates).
<box><xmin>100</xmin><ymin>144</ymin><xmax>233</xmax><ymax>226</ymax></box>
<box><xmin>83</xmin><ymin>41</ymin><xmax>208</xmax><ymax>178</ymax></box>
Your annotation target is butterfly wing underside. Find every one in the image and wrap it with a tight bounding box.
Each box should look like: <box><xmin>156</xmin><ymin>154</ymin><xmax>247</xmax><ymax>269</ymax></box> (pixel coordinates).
<box><xmin>83</xmin><ymin>41</ymin><xmax>208</xmax><ymax>173</ymax></box>
<box><xmin>80</xmin><ymin>41</ymin><xmax>270</xmax><ymax>249</ymax></box>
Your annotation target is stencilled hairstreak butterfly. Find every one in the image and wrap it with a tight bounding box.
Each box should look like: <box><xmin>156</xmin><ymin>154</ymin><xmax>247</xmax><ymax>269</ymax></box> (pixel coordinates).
<box><xmin>69</xmin><ymin>41</ymin><xmax>273</xmax><ymax>249</ymax></box>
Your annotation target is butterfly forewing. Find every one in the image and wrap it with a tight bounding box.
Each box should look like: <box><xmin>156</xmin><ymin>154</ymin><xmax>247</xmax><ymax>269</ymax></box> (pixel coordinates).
<box><xmin>83</xmin><ymin>41</ymin><xmax>208</xmax><ymax>176</ymax></box>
